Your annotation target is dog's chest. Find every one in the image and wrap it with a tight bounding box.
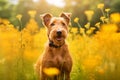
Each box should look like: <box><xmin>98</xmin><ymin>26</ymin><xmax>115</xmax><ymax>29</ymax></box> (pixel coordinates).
<box><xmin>42</xmin><ymin>46</ymin><xmax>71</xmax><ymax>69</ymax></box>
<box><xmin>53</xmin><ymin>55</ymin><xmax>64</xmax><ymax>65</ymax></box>
<box><xmin>52</xmin><ymin>50</ymin><xmax>65</xmax><ymax>65</ymax></box>
<box><xmin>44</xmin><ymin>48</ymin><xmax>66</xmax><ymax>67</ymax></box>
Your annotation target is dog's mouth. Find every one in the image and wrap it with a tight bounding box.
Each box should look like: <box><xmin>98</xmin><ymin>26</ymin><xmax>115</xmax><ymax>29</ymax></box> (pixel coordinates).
<box><xmin>56</xmin><ymin>36</ymin><xmax>63</xmax><ymax>41</ymax></box>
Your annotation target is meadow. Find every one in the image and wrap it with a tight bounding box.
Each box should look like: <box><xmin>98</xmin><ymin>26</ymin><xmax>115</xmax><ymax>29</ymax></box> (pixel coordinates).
<box><xmin>0</xmin><ymin>3</ymin><xmax>120</xmax><ymax>80</ymax></box>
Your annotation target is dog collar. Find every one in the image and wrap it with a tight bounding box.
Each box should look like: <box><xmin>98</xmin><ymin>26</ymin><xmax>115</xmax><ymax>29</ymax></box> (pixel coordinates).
<box><xmin>49</xmin><ymin>40</ymin><xmax>65</xmax><ymax>48</ymax></box>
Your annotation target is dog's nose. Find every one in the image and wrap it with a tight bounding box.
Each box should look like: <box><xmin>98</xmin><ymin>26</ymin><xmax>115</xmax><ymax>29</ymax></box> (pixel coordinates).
<box><xmin>57</xmin><ymin>30</ymin><xmax>62</xmax><ymax>35</ymax></box>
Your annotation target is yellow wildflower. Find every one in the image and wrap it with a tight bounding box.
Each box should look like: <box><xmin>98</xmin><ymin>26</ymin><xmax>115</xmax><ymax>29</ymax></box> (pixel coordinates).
<box><xmin>86</xmin><ymin>27</ymin><xmax>95</xmax><ymax>35</ymax></box>
<box><xmin>104</xmin><ymin>18</ymin><xmax>109</xmax><ymax>23</ymax></box>
<box><xmin>83</xmin><ymin>55</ymin><xmax>102</xmax><ymax>69</ymax></box>
<box><xmin>100</xmin><ymin>16</ymin><xmax>105</xmax><ymax>23</ymax></box>
<box><xmin>85</xmin><ymin>22</ymin><xmax>90</xmax><ymax>29</ymax></box>
<box><xmin>90</xmin><ymin>27</ymin><xmax>96</xmax><ymax>31</ymax></box>
<box><xmin>86</xmin><ymin>29</ymin><xmax>92</xmax><ymax>35</ymax></box>
<box><xmin>110</xmin><ymin>13</ymin><xmax>120</xmax><ymax>23</ymax></box>
<box><xmin>105</xmin><ymin>8</ymin><xmax>110</xmax><ymax>12</ymax></box>
<box><xmin>80</xmin><ymin>27</ymin><xmax>85</xmax><ymax>34</ymax></box>
<box><xmin>16</xmin><ymin>14</ymin><xmax>22</xmax><ymax>21</ymax></box>
<box><xmin>2</xmin><ymin>19</ymin><xmax>10</xmax><ymax>25</ymax></box>
<box><xmin>43</xmin><ymin>67</ymin><xmax>60</xmax><ymax>76</ymax></box>
<box><xmin>25</xmin><ymin>18</ymin><xmax>39</xmax><ymax>35</ymax></box>
<box><xmin>97</xmin><ymin>3</ymin><xmax>104</xmax><ymax>9</ymax></box>
<box><xmin>28</xmin><ymin>10</ymin><xmax>36</xmax><ymax>18</ymax></box>
<box><xmin>74</xmin><ymin>17</ymin><xmax>79</xmax><ymax>23</ymax></box>
<box><xmin>101</xmin><ymin>24</ymin><xmax>118</xmax><ymax>33</ymax></box>
<box><xmin>84</xmin><ymin>10</ymin><xmax>94</xmax><ymax>21</ymax></box>
<box><xmin>95</xmin><ymin>22</ymin><xmax>100</xmax><ymax>28</ymax></box>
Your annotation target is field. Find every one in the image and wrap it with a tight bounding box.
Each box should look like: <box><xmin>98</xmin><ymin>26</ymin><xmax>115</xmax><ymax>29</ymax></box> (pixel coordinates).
<box><xmin>0</xmin><ymin>3</ymin><xmax>120</xmax><ymax>80</ymax></box>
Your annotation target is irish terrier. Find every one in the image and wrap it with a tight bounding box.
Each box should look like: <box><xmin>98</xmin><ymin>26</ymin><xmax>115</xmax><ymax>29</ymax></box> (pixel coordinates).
<box><xmin>35</xmin><ymin>12</ymin><xmax>73</xmax><ymax>80</ymax></box>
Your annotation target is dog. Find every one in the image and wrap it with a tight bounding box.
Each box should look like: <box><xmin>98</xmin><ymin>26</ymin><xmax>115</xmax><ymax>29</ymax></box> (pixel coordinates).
<box><xmin>35</xmin><ymin>12</ymin><xmax>73</xmax><ymax>80</ymax></box>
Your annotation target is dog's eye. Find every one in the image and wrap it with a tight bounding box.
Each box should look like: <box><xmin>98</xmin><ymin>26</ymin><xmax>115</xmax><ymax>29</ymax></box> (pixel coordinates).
<box><xmin>50</xmin><ymin>23</ymin><xmax>55</xmax><ymax>26</ymax></box>
<box><xmin>62</xmin><ymin>23</ymin><xmax>66</xmax><ymax>26</ymax></box>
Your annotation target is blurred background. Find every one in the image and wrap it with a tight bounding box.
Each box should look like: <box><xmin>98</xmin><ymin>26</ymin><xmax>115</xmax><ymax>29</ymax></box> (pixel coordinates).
<box><xmin>0</xmin><ymin>0</ymin><xmax>120</xmax><ymax>80</ymax></box>
<box><xmin>0</xmin><ymin>0</ymin><xmax>120</xmax><ymax>27</ymax></box>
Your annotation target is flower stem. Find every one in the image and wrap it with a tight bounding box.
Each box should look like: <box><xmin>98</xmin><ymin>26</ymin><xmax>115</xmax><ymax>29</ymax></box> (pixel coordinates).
<box><xmin>77</xmin><ymin>22</ymin><xmax>82</xmax><ymax>34</ymax></box>
<box><xmin>101</xmin><ymin>9</ymin><xmax>105</xmax><ymax>17</ymax></box>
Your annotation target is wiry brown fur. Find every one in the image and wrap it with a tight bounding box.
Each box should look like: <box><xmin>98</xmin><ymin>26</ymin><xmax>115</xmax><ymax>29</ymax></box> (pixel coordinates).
<box><xmin>35</xmin><ymin>12</ymin><xmax>73</xmax><ymax>80</ymax></box>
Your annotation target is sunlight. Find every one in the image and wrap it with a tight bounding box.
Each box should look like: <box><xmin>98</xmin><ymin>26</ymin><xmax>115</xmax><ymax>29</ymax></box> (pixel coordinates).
<box><xmin>33</xmin><ymin>0</ymin><xmax>39</xmax><ymax>2</ymax></box>
<box><xmin>46</xmin><ymin>0</ymin><xmax>65</xmax><ymax>8</ymax></box>
<box><xmin>9</xmin><ymin>0</ymin><xmax>18</xmax><ymax>5</ymax></box>
<box><xmin>9</xmin><ymin>0</ymin><xmax>65</xmax><ymax>7</ymax></box>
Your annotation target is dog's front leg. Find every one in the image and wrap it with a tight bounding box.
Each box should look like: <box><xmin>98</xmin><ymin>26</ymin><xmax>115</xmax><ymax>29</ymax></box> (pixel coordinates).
<box><xmin>64</xmin><ymin>72</ymin><xmax>70</xmax><ymax>80</ymax></box>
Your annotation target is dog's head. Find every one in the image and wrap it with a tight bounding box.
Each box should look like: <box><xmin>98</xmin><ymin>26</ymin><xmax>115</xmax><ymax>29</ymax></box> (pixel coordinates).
<box><xmin>41</xmin><ymin>12</ymin><xmax>71</xmax><ymax>46</ymax></box>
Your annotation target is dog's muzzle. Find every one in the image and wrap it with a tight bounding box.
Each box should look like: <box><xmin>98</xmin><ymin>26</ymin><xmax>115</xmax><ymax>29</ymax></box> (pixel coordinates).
<box><xmin>57</xmin><ymin>30</ymin><xmax>62</xmax><ymax>36</ymax></box>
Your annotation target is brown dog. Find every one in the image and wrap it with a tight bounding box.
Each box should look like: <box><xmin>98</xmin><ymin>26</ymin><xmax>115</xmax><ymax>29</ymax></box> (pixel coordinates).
<box><xmin>35</xmin><ymin>12</ymin><xmax>73</xmax><ymax>80</ymax></box>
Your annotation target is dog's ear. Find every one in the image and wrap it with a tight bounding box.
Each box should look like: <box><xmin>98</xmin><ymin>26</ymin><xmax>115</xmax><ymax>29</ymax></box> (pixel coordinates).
<box><xmin>40</xmin><ymin>13</ymin><xmax>52</xmax><ymax>27</ymax></box>
<box><xmin>60</xmin><ymin>12</ymin><xmax>71</xmax><ymax>25</ymax></box>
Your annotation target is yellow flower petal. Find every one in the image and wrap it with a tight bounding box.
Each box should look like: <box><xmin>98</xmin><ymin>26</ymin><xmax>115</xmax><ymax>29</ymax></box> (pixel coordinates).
<box><xmin>43</xmin><ymin>67</ymin><xmax>60</xmax><ymax>76</ymax></box>
<box><xmin>84</xmin><ymin>10</ymin><xmax>94</xmax><ymax>21</ymax></box>
<box><xmin>101</xmin><ymin>24</ymin><xmax>118</xmax><ymax>33</ymax></box>
<box><xmin>85</xmin><ymin>22</ymin><xmax>90</xmax><ymax>29</ymax></box>
<box><xmin>28</xmin><ymin>10</ymin><xmax>36</xmax><ymax>18</ymax></box>
<box><xmin>16</xmin><ymin>14</ymin><xmax>22</xmax><ymax>21</ymax></box>
<box><xmin>105</xmin><ymin>8</ymin><xmax>110</xmax><ymax>12</ymax></box>
<box><xmin>97</xmin><ymin>3</ymin><xmax>104</xmax><ymax>9</ymax></box>
<box><xmin>74</xmin><ymin>17</ymin><xmax>79</xmax><ymax>23</ymax></box>
<box><xmin>100</xmin><ymin>16</ymin><xmax>105</xmax><ymax>22</ymax></box>
<box><xmin>110</xmin><ymin>13</ymin><xmax>120</xmax><ymax>23</ymax></box>
<box><xmin>95</xmin><ymin>22</ymin><xmax>101</xmax><ymax>28</ymax></box>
